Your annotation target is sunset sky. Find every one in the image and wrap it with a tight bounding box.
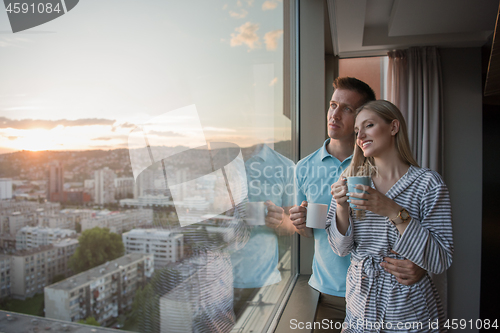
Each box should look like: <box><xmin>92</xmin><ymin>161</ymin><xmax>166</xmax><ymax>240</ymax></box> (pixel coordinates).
<box><xmin>0</xmin><ymin>0</ymin><xmax>289</xmax><ymax>155</ymax></box>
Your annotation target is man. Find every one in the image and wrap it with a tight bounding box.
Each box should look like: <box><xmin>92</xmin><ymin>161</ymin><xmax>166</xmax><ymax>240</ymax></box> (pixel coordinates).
<box><xmin>231</xmin><ymin>143</ymin><xmax>295</xmax><ymax>317</ymax></box>
<box><xmin>289</xmin><ymin>77</ymin><xmax>425</xmax><ymax>333</ymax></box>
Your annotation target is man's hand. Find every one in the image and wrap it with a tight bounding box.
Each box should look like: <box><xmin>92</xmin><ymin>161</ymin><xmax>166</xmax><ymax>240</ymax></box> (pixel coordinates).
<box><xmin>380</xmin><ymin>250</ymin><xmax>426</xmax><ymax>285</ymax></box>
<box><xmin>289</xmin><ymin>201</ymin><xmax>307</xmax><ymax>229</ymax></box>
<box><xmin>289</xmin><ymin>201</ymin><xmax>313</xmax><ymax>237</ymax></box>
<box><xmin>264</xmin><ymin>201</ymin><xmax>295</xmax><ymax>235</ymax></box>
<box><xmin>265</xmin><ymin>200</ymin><xmax>284</xmax><ymax>229</ymax></box>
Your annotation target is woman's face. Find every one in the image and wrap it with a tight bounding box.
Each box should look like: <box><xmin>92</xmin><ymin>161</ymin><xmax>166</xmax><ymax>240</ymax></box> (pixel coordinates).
<box><xmin>354</xmin><ymin>109</ymin><xmax>395</xmax><ymax>158</ymax></box>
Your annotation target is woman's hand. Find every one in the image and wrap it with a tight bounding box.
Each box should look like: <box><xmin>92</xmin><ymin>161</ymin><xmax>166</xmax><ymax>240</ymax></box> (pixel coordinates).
<box><xmin>331</xmin><ymin>176</ymin><xmax>351</xmax><ymax>235</ymax></box>
<box><xmin>331</xmin><ymin>176</ymin><xmax>349</xmax><ymax>208</ymax></box>
<box><xmin>348</xmin><ymin>184</ymin><xmax>401</xmax><ymax>218</ymax></box>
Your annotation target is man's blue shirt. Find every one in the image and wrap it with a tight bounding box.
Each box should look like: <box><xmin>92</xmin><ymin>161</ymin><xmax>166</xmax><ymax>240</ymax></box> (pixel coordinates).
<box><xmin>295</xmin><ymin>139</ymin><xmax>351</xmax><ymax>296</ymax></box>
<box><xmin>231</xmin><ymin>144</ymin><xmax>295</xmax><ymax>288</ymax></box>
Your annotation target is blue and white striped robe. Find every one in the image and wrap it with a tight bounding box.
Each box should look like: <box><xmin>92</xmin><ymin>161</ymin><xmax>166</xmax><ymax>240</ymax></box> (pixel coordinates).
<box><xmin>326</xmin><ymin>166</ymin><xmax>453</xmax><ymax>333</ymax></box>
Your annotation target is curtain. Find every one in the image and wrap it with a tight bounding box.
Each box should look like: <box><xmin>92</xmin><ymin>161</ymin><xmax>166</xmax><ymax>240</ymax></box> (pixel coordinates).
<box><xmin>387</xmin><ymin>46</ymin><xmax>444</xmax><ymax>175</ymax></box>
<box><xmin>387</xmin><ymin>46</ymin><xmax>447</xmax><ymax>315</ymax></box>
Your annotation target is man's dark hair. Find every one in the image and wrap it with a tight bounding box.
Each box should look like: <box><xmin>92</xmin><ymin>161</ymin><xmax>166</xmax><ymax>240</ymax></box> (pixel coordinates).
<box><xmin>333</xmin><ymin>77</ymin><xmax>376</xmax><ymax>104</ymax></box>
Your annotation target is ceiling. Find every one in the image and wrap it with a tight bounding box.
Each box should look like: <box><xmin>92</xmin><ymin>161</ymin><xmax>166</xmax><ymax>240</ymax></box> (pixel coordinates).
<box><xmin>326</xmin><ymin>0</ymin><xmax>499</xmax><ymax>57</ymax></box>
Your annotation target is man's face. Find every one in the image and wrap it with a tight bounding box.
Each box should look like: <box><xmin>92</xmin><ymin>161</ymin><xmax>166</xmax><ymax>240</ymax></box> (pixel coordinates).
<box><xmin>327</xmin><ymin>89</ymin><xmax>365</xmax><ymax>141</ymax></box>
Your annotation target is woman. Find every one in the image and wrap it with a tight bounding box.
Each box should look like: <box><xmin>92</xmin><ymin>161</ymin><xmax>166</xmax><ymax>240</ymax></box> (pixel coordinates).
<box><xmin>326</xmin><ymin>100</ymin><xmax>453</xmax><ymax>332</ymax></box>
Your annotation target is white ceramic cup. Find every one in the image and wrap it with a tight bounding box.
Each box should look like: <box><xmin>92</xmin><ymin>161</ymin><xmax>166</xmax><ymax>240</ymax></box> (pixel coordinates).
<box><xmin>305</xmin><ymin>203</ymin><xmax>328</xmax><ymax>229</ymax></box>
<box><xmin>245</xmin><ymin>201</ymin><xmax>267</xmax><ymax>225</ymax></box>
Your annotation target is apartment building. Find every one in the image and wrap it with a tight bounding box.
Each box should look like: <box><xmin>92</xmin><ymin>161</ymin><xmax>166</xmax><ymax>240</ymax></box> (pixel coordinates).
<box><xmin>84</xmin><ymin>179</ymin><xmax>95</xmax><ymax>201</ymax></box>
<box><xmin>0</xmin><ymin>201</ymin><xmax>60</xmax><ymax>236</ymax></box>
<box><xmin>11</xmin><ymin>239</ymin><xmax>79</xmax><ymax>299</ymax></box>
<box><xmin>159</xmin><ymin>252</ymin><xmax>233</xmax><ymax>332</ymax></box>
<box><xmin>0</xmin><ymin>255</ymin><xmax>12</xmax><ymax>299</ymax></box>
<box><xmin>119</xmin><ymin>194</ymin><xmax>171</xmax><ymax>208</ymax></box>
<box><xmin>122</xmin><ymin>229</ymin><xmax>183</xmax><ymax>269</ymax></box>
<box><xmin>45</xmin><ymin>253</ymin><xmax>154</xmax><ymax>326</ymax></box>
<box><xmin>0</xmin><ymin>178</ymin><xmax>12</xmax><ymax>200</ymax></box>
<box><xmin>81</xmin><ymin>209</ymin><xmax>153</xmax><ymax>234</ymax></box>
<box><xmin>6</xmin><ymin>213</ymin><xmax>34</xmax><ymax>238</ymax></box>
<box><xmin>114</xmin><ymin>177</ymin><xmax>134</xmax><ymax>199</ymax></box>
<box><xmin>39</xmin><ymin>209</ymin><xmax>93</xmax><ymax>230</ymax></box>
<box><xmin>133</xmin><ymin>168</ymin><xmax>156</xmax><ymax>199</ymax></box>
<box><xmin>94</xmin><ymin>167</ymin><xmax>116</xmax><ymax>205</ymax></box>
<box><xmin>0</xmin><ymin>310</ymin><xmax>122</xmax><ymax>332</ymax></box>
<box><xmin>16</xmin><ymin>227</ymin><xmax>76</xmax><ymax>250</ymax></box>
<box><xmin>47</xmin><ymin>162</ymin><xmax>64</xmax><ymax>203</ymax></box>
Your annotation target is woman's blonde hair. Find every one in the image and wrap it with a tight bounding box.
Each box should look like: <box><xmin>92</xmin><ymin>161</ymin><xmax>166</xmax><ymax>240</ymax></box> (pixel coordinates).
<box><xmin>341</xmin><ymin>100</ymin><xmax>419</xmax><ymax>178</ymax></box>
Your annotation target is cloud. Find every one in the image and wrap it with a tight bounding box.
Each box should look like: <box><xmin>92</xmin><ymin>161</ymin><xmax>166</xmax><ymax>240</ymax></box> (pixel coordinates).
<box><xmin>262</xmin><ymin>0</ymin><xmax>279</xmax><ymax>10</ymax></box>
<box><xmin>269</xmin><ymin>77</ymin><xmax>278</xmax><ymax>86</ymax></box>
<box><xmin>2</xmin><ymin>117</ymin><xmax>116</xmax><ymax>130</ymax></box>
<box><xmin>147</xmin><ymin>130</ymin><xmax>185</xmax><ymax>137</ymax></box>
<box><xmin>0</xmin><ymin>117</ymin><xmax>116</xmax><ymax>130</ymax></box>
<box><xmin>91</xmin><ymin>135</ymin><xmax>129</xmax><ymax>141</ymax></box>
<box><xmin>230</xmin><ymin>22</ymin><xmax>260</xmax><ymax>50</ymax></box>
<box><xmin>119</xmin><ymin>122</ymin><xmax>136</xmax><ymax>128</ymax></box>
<box><xmin>222</xmin><ymin>4</ymin><xmax>228</xmax><ymax>10</ymax></box>
<box><xmin>229</xmin><ymin>9</ymin><xmax>248</xmax><ymax>18</ymax></box>
<box><xmin>246</xmin><ymin>0</ymin><xmax>254</xmax><ymax>6</ymax></box>
<box><xmin>7</xmin><ymin>136</ymin><xmax>18</xmax><ymax>141</ymax></box>
<box><xmin>203</xmin><ymin>127</ymin><xmax>237</xmax><ymax>132</ymax></box>
<box><xmin>91</xmin><ymin>143</ymin><xmax>128</xmax><ymax>149</ymax></box>
<box><xmin>264</xmin><ymin>29</ymin><xmax>283</xmax><ymax>50</ymax></box>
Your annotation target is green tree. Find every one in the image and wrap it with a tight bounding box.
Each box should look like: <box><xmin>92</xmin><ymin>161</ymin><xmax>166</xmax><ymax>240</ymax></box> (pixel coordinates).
<box><xmin>130</xmin><ymin>266</ymin><xmax>183</xmax><ymax>333</ymax></box>
<box><xmin>51</xmin><ymin>273</ymin><xmax>66</xmax><ymax>284</ymax></box>
<box><xmin>77</xmin><ymin>316</ymin><xmax>100</xmax><ymax>326</ymax></box>
<box><xmin>70</xmin><ymin>227</ymin><xmax>124</xmax><ymax>273</ymax></box>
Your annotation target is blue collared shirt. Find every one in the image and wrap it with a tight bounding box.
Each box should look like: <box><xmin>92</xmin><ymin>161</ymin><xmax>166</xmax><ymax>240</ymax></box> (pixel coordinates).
<box><xmin>295</xmin><ymin>139</ymin><xmax>351</xmax><ymax>296</ymax></box>
<box><xmin>231</xmin><ymin>144</ymin><xmax>295</xmax><ymax>288</ymax></box>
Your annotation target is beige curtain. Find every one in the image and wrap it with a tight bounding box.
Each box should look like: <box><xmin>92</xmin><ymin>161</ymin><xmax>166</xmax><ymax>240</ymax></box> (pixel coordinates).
<box><xmin>387</xmin><ymin>46</ymin><xmax>443</xmax><ymax>175</ymax></box>
<box><xmin>387</xmin><ymin>46</ymin><xmax>447</xmax><ymax>315</ymax></box>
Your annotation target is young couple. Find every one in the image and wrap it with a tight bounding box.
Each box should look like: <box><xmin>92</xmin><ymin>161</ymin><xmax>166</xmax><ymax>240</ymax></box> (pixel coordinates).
<box><xmin>290</xmin><ymin>77</ymin><xmax>453</xmax><ymax>332</ymax></box>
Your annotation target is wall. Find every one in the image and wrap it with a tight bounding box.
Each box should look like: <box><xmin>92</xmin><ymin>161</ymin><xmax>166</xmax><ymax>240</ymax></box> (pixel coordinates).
<box><xmin>44</xmin><ymin>288</ymin><xmax>70</xmax><ymax>321</ymax></box>
<box><xmin>441</xmin><ymin>47</ymin><xmax>482</xmax><ymax>328</ymax></box>
<box><xmin>299</xmin><ymin>0</ymin><xmax>325</xmax><ymax>275</ymax></box>
<box><xmin>10</xmin><ymin>256</ymin><xmax>25</xmax><ymax>298</ymax></box>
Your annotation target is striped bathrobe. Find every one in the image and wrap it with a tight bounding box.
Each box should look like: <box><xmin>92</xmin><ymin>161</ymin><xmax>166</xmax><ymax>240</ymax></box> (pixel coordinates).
<box><xmin>326</xmin><ymin>166</ymin><xmax>453</xmax><ymax>333</ymax></box>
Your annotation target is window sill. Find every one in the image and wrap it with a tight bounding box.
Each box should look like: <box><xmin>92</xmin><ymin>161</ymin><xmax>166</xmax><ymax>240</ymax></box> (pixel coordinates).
<box><xmin>274</xmin><ymin>275</ymin><xmax>319</xmax><ymax>333</ymax></box>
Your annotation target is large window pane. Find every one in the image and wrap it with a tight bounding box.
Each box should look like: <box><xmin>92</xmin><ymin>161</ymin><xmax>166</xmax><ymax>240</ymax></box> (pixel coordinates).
<box><xmin>0</xmin><ymin>1</ymin><xmax>296</xmax><ymax>332</ymax></box>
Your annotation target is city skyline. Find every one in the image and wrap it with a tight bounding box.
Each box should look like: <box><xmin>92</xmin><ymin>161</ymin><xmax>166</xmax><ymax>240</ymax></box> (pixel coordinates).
<box><xmin>0</xmin><ymin>0</ymin><xmax>290</xmax><ymax>155</ymax></box>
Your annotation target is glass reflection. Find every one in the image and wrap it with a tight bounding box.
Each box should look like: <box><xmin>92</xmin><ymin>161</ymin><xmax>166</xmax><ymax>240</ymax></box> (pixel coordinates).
<box><xmin>0</xmin><ymin>0</ymin><xmax>292</xmax><ymax>332</ymax></box>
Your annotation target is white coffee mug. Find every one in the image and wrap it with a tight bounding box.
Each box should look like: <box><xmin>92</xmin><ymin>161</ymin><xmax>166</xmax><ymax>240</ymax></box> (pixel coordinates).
<box><xmin>305</xmin><ymin>203</ymin><xmax>328</xmax><ymax>229</ymax></box>
<box><xmin>245</xmin><ymin>201</ymin><xmax>267</xmax><ymax>226</ymax></box>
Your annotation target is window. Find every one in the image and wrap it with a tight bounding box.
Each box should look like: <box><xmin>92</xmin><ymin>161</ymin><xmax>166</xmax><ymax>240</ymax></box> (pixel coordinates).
<box><xmin>339</xmin><ymin>57</ymin><xmax>388</xmax><ymax>99</ymax></box>
<box><xmin>1</xmin><ymin>0</ymin><xmax>297</xmax><ymax>332</ymax></box>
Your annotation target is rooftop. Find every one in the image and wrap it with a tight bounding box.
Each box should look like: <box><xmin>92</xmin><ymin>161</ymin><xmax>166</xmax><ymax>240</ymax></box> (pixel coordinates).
<box><xmin>46</xmin><ymin>253</ymin><xmax>152</xmax><ymax>291</ymax></box>
<box><xmin>18</xmin><ymin>226</ymin><xmax>76</xmax><ymax>234</ymax></box>
<box><xmin>53</xmin><ymin>238</ymin><xmax>79</xmax><ymax>247</ymax></box>
<box><xmin>0</xmin><ymin>310</ymin><xmax>129</xmax><ymax>333</ymax></box>
<box><xmin>123</xmin><ymin>228</ymin><xmax>173</xmax><ymax>237</ymax></box>
<box><xmin>12</xmin><ymin>244</ymin><xmax>54</xmax><ymax>256</ymax></box>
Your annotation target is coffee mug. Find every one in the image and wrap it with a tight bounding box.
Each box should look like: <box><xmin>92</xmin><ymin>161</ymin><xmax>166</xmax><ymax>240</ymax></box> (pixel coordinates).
<box><xmin>346</xmin><ymin>176</ymin><xmax>371</xmax><ymax>210</ymax></box>
<box><xmin>245</xmin><ymin>201</ymin><xmax>267</xmax><ymax>225</ymax></box>
<box><xmin>305</xmin><ymin>203</ymin><xmax>328</xmax><ymax>229</ymax></box>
